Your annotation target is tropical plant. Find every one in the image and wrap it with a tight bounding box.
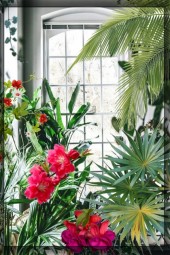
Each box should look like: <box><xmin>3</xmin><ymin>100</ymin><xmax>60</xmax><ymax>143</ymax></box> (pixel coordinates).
<box><xmin>118</xmin><ymin>0</ymin><xmax>169</xmax><ymax>6</ymax></box>
<box><xmin>2</xmin><ymin>76</ymin><xmax>97</xmax><ymax>254</ymax></box>
<box><xmin>67</xmin><ymin>7</ymin><xmax>167</xmax><ymax>130</ymax></box>
<box><xmin>89</xmin><ymin>129</ymin><xmax>169</xmax><ymax>247</ymax></box>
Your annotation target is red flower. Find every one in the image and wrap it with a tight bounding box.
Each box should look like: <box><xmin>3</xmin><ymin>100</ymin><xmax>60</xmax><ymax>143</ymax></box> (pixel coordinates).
<box><xmin>87</xmin><ymin>221</ymin><xmax>115</xmax><ymax>251</ymax></box>
<box><xmin>39</xmin><ymin>113</ymin><xmax>48</xmax><ymax>124</ymax></box>
<box><xmin>0</xmin><ymin>154</ymin><xmax>3</xmax><ymax>163</ymax></box>
<box><xmin>75</xmin><ymin>210</ymin><xmax>102</xmax><ymax>227</ymax></box>
<box><xmin>47</xmin><ymin>144</ymin><xmax>75</xmax><ymax>179</ymax></box>
<box><xmin>62</xmin><ymin>221</ymin><xmax>87</xmax><ymax>253</ymax></box>
<box><xmin>4</xmin><ymin>98</ymin><xmax>12</xmax><ymax>107</ymax></box>
<box><xmin>61</xmin><ymin>211</ymin><xmax>115</xmax><ymax>253</ymax></box>
<box><xmin>24</xmin><ymin>165</ymin><xmax>55</xmax><ymax>204</ymax></box>
<box><xmin>67</xmin><ymin>149</ymin><xmax>80</xmax><ymax>160</ymax></box>
<box><xmin>51</xmin><ymin>175</ymin><xmax>61</xmax><ymax>186</ymax></box>
<box><xmin>12</xmin><ymin>80</ymin><xmax>22</xmax><ymax>89</ymax></box>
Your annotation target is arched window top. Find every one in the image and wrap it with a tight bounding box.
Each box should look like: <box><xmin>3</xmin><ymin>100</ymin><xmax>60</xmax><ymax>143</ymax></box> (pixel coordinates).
<box><xmin>42</xmin><ymin>7</ymin><xmax>114</xmax><ymax>24</ymax></box>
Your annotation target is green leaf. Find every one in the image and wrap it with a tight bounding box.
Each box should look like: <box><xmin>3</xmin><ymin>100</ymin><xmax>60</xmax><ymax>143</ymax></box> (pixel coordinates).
<box><xmin>32</xmin><ymin>123</ymin><xmax>41</xmax><ymax>133</ymax></box>
<box><xmin>4</xmin><ymin>127</ymin><xmax>13</xmax><ymax>140</ymax></box>
<box><xmin>78</xmin><ymin>162</ymin><xmax>92</xmax><ymax>184</ymax></box>
<box><xmin>76</xmin><ymin>209</ymin><xmax>94</xmax><ymax>227</ymax></box>
<box><xmin>68</xmin><ymin>83</ymin><xmax>80</xmax><ymax>114</ymax></box>
<box><xmin>4</xmin><ymin>80</ymin><xmax>12</xmax><ymax>88</ymax></box>
<box><xmin>26</xmin><ymin>122</ymin><xmax>43</xmax><ymax>154</ymax></box>
<box><xmin>12</xmin><ymin>16</ymin><xmax>18</xmax><ymax>24</ymax></box>
<box><xmin>118</xmin><ymin>60</ymin><xmax>132</xmax><ymax>72</ymax></box>
<box><xmin>12</xmin><ymin>37</ymin><xmax>17</xmax><ymax>42</ymax></box>
<box><xmin>43</xmin><ymin>78</ymin><xmax>56</xmax><ymax>109</ymax></box>
<box><xmin>68</xmin><ymin>103</ymin><xmax>90</xmax><ymax>128</ymax></box>
<box><xmin>111</xmin><ymin>117</ymin><xmax>121</xmax><ymax>132</ymax></box>
<box><xmin>5</xmin><ymin>20</ymin><xmax>11</xmax><ymax>28</ymax></box>
<box><xmin>7</xmin><ymin>198</ymin><xmax>31</xmax><ymax>205</ymax></box>
<box><xmin>12</xmin><ymin>51</ymin><xmax>17</xmax><ymax>56</ymax></box>
<box><xmin>13</xmin><ymin>102</ymin><xmax>28</xmax><ymax>119</ymax></box>
<box><xmin>10</xmin><ymin>27</ymin><xmax>17</xmax><ymax>35</ymax></box>
<box><xmin>5</xmin><ymin>37</ymin><xmax>10</xmax><ymax>44</ymax></box>
<box><xmin>33</xmin><ymin>86</ymin><xmax>41</xmax><ymax>101</ymax></box>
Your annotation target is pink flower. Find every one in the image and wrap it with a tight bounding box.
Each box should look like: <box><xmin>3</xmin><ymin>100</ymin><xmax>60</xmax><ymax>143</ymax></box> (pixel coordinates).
<box><xmin>24</xmin><ymin>165</ymin><xmax>55</xmax><ymax>204</ymax></box>
<box><xmin>87</xmin><ymin>221</ymin><xmax>115</xmax><ymax>251</ymax></box>
<box><xmin>61</xmin><ymin>221</ymin><xmax>87</xmax><ymax>253</ymax></box>
<box><xmin>61</xmin><ymin>211</ymin><xmax>115</xmax><ymax>253</ymax></box>
<box><xmin>47</xmin><ymin>145</ymin><xmax>75</xmax><ymax>179</ymax></box>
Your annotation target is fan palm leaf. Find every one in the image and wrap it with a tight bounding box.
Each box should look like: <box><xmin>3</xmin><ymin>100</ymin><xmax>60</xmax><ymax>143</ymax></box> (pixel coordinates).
<box><xmin>97</xmin><ymin>129</ymin><xmax>166</xmax><ymax>186</ymax></box>
<box><xmin>88</xmin><ymin>130</ymin><xmax>168</xmax><ymax>246</ymax></box>
<box><xmin>100</xmin><ymin>195</ymin><xmax>165</xmax><ymax>246</ymax></box>
<box><xmin>67</xmin><ymin>8</ymin><xmax>166</xmax><ymax>128</ymax></box>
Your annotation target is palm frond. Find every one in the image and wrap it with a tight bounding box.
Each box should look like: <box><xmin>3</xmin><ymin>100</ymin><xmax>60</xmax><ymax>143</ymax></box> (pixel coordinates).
<box><xmin>67</xmin><ymin>8</ymin><xmax>164</xmax><ymax>68</ymax></box>
<box><xmin>67</xmin><ymin>7</ymin><xmax>165</xmax><ymax>128</ymax></box>
<box><xmin>100</xmin><ymin>196</ymin><xmax>165</xmax><ymax>246</ymax></box>
<box><xmin>104</xmin><ymin>130</ymin><xmax>164</xmax><ymax>185</ymax></box>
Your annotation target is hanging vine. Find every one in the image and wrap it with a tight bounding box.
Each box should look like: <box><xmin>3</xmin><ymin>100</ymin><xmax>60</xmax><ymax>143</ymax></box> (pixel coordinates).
<box><xmin>1</xmin><ymin>0</ymin><xmax>17</xmax><ymax>57</ymax></box>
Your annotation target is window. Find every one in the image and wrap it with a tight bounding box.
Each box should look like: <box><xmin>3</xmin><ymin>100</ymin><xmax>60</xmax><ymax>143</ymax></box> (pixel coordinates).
<box><xmin>43</xmin><ymin>22</ymin><xmax>128</xmax><ymax>194</ymax></box>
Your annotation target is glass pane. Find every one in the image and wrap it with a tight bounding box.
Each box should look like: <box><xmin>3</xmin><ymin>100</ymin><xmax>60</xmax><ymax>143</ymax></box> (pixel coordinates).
<box><xmin>85</xmin><ymin>86</ymin><xmax>101</xmax><ymax>113</ymax></box>
<box><xmin>102</xmin><ymin>57</ymin><xmax>119</xmax><ymax>84</ymax></box>
<box><xmin>67</xmin><ymin>30</ymin><xmax>83</xmax><ymax>56</ymax></box>
<box><xmin>85</xmin><ymin>115</ymin><xmax>102</xmax><ymax>143</ymax></box>
<box><xmin>67</xmin><ymin>85</ymin><xmax>84</xmax><ymax>113</ymax></box>
<box><xmin>85</xmin><ymin>59</ymin><xmax>101</xmax><ymax>84</ymax></box>
<box><xmin>85</xmin><ymin>143</ymin><xmax>103</xmax><ymax>171</ymax></box>
<box><xmin>103</xmin><ymin>115</ymin><xmax>119</xmax><ymax>142</ymax></box>
<box><xmin>102</xmin><ymin>86</ymin><xmax>118</xmax><ymax>113</ymax></box>
<box><xmin>49</xmin><ymin>32</ymin><xmax>65</xmax><ymax>56</ymax></box>
<box><xmin>70</xmin><ymin>127</ymin><xmax>84</xmax><ymax>143</ymax></box>
<box><xmin>48</xmin><ymin>86</ymin><xmax>66</xmax><ymax>112</ymax></box>
<box><xmin>84</xmin><ymin>29</ymin><xmax>96</xmax><ymax>45</ymax></box>
<box><xmin>103</xmin><ymin>143</ymin><xmax>115</xmax><ymax>169</ymax></box>
<box><xmin>67</xmin><ymin>58</ymin><xmax>83</xmax><ymax>85</ymax></box>
<box><xmin>83</xmin><ymin>176</ymin><xmax>103</xmax><ymax>197</ymax></box>
<box><xmin>49</xmin><ymin>58</ymin><xmax>66</xmax><ymax>85</ymax></box>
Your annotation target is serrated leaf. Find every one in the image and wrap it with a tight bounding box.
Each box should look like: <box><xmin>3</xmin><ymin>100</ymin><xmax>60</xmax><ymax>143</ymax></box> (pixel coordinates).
<box><xmin>13</xmin><ymin>102</ymin><xmax>28</xmax><ymax>119</ymax></box>
<box><xmin>32</xmin><ymin>123</ymin><xmax>41</xmax><ymax>133</ymax></box>
<box><xmin>4</xmin><ymin>80</ymin><xmax>12</xmax><ymax>88</ymax></box>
